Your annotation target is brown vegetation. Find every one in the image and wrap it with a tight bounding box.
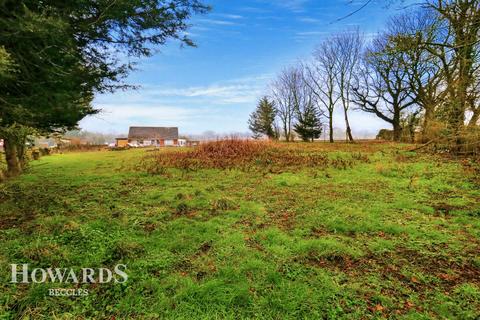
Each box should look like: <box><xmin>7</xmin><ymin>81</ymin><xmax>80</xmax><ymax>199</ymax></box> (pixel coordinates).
<box><xmin>141</xmin><ymin>139</ymin><xmax>376</xmax><ymax>173</ymax></box>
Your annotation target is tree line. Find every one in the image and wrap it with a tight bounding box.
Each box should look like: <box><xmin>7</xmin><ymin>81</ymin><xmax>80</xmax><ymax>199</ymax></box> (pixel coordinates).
<box><xmin>0</xmin><ymin>0</ymin><xmax>209</xmax><ymax>176</ymax></box>
<box><xmin>249</xmin><ymin>0</ymin><xmax>480</xmax><ymax>148</ymax></box>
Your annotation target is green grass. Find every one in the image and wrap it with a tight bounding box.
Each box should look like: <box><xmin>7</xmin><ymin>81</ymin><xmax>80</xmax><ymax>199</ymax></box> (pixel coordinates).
<box><xmin>0</xmin><ymin>144</ymin><xmax>479</xmax><ymax>319</ymax></box>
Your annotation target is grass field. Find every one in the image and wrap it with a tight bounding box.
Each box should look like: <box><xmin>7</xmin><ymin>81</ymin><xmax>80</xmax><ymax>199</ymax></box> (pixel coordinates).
<box><xmin>1</xmin><ymin>142</ymin><xmax>479</xmax><ymax>319</ymax></box>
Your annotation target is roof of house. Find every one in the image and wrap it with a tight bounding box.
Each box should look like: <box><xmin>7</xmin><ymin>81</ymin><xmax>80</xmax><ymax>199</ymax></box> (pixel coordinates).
<box><xmin>128</xmin><ymin>127</ymin><xmax>179</xmax><ymax>140</ymax></box>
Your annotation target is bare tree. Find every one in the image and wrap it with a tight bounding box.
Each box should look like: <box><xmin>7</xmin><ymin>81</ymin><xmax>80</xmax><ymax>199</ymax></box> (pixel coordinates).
<box><xmin>293</xmin><ymin>66</ymin><xmax>320</xmax><ymax>119</ymax></box>
<box><xmin>271</xmin><ymin>67</ymin><xmax>298</xmax><ymax>142</ymax></box>
<box><xmin>387</xmin><ymin>9</ymin><xmax>447</xmax><ymax>141</ymax></box>
<box><xmin>333</xmin><ymin>29</ymin><xmax>363</xmax><ymax>142</ymax></box>
<box><xmin>352</xmin><ymin>34</ymin><xmax>418</xmax><ymax>141</ymax></box>
<box><xmin>304</xmin><ymin>39</ymin><xmax>340</xmax><ymax>143</ymax></box>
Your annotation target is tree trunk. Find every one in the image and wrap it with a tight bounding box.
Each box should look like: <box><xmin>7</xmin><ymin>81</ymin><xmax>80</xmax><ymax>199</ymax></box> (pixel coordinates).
<box><xmin>448</xmin><ymin>35</ymin><xmax>470</xmax><ymax>137</ymax></box>
<box><xmin>468</xmin><ymin>109</ymin><xmax>479</xmax><ymax>127</ymax></box>
<box><xmin>422</xmin><ymin>107</ymin><xmax>435</xmax><ymax>142</ymax></box>
<box><xmin>328</xmin><ymin>111</ymin><xmax>334</xmax><ymax>143</ymax></box>
<box><xmin>393</xmin><ymin>123</ymin><xmax>403</xmax><ymax>142</ymax></box>
<box><xmin>17</xmin><ymin>142</ymin><xmax>27</xmax><ymax>170</ymax></box>
<box><xmin>4</xmin><ymin>138</ymin><xmax>22</xmax><ymax>177</ymax></box>
<box><xmin>283</xmin><ymin>124</ymin><xmax>289</xmax><ymax>142</ymax></box>
<box><xmin>344</xmin><ymin>109</ymin><xmax>354</xmax><ymax>142</ymax></box>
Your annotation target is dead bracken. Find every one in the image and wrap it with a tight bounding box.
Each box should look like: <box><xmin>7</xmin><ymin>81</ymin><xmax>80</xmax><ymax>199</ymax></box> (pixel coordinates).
<box><xmin>141</xmin><ymin>139</ymin><xmax>371</xmax><ymax>172</ymax></box>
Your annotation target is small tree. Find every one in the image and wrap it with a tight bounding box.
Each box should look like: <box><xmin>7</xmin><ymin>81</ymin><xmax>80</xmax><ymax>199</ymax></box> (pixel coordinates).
<box><xmin>271</xmin><ymin>67</ymin><xmax>299</xmax><ymax>142</ymax></box>
<box><xmin>305</xmin><ymin>40</ymin><xmax>340</xmax><ymax>143</ymax></box>
<box><xmin>248</xmin><ymin>97</ymin><xmax>277</xmax><ymax>139</ymax></box>
<box><xmin>333</xmin><ymin>29</ymin><xmax>363</xmax><ymax>142</ymax></box>
<box><xmin>294</xmin><ymin>104</ymin><xmax>323</xmax><ymax>142</ymax></box>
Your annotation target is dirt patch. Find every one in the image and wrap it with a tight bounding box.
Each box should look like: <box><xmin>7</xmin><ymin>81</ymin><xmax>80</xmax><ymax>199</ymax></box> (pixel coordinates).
<box><xmin>196</xmin><ymin>242</ymin><xmax>212</xmax><ymax>256</ymax></box>
<box><xmin>432</xmin><ymin>203</ymin><xmax>466</xmax><ymax>216</ymax></box>
<box><xmin>307</xmin><ymin>246</ymin><xmax>480</xmax><ymax>316</ymax></box>
<box><xmin>309</xmin><ymin>246</ymin><xmax>480</xmax><ymax>292</ymax></box>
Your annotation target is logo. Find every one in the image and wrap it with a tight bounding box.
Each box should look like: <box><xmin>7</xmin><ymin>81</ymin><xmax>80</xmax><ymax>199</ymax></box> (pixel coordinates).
<box><xmin>10</xmin><ymin>264</ymin><xmax>128</xmax><ymax>296</ymax></box>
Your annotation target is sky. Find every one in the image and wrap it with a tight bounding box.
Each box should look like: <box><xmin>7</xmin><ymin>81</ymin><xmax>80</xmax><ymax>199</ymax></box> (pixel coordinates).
<box><xmin>79</xmin><ymin>0</ymin><xmax>417</xmax><ymax>138</ymax></box>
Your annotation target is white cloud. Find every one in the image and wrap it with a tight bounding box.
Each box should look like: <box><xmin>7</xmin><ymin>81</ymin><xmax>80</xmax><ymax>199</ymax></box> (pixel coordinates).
<box><xmin>272</xmin><ymin>0</ymin><xmax>309</xmax><ymax>11</ymax></box>
<box><xmin>293</xmin><ymin>30</ymin><xmax>329</xmax><ymax>43</ymax></box>
<box><xmin>137</xmin><ymin>75</ymin><xmax>271</xmax><ymax>105</ymax></box>
<box><xmin>150</xmin><ymin>84</ymin><xmax>259</xmax><ymax>104</ymax></box>
<box><xmin>298</xmin><ymin>17</ymin><xmax>321</xmax><ymax>24</ymax></box>
<box><xmin>215</xmin><ymin>14</ymin><xmax>244</xmax><ymax>20</ymax></box>
<box><xmin>295</xmin><ymin>31</ymin><xmax>328</xmax><ymax>36</ymax></box>
<box><xmin>197</xmin><ymin>18</ymin><xmax>240</xmax><ymax>26</ymax></box>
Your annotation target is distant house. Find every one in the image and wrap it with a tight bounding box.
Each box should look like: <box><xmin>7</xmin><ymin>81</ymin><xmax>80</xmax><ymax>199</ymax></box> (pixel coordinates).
<box><xmin>124</xmin><ymin>126</ymin><xmax>179</xmax><ymax>147</ymax></box>
<box><xmin>186</xmin><ymin>140</ymin><xmax>200</xmax><ymax>147</ymax></box>
<box><xmin>115</xmin><ymin>138</ymin><xmax>129</xmax><ymax>148</ymax></box>
<box><xmin>178</xmin><ymin>138</ymin><xmax>187</xmax><ymax>147</ymax></box>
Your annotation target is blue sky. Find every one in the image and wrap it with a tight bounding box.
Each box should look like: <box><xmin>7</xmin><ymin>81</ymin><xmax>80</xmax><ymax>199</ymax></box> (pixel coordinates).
<box><xmin>80</xmin><ymin>0</ymin><xmax>416</xmax><ymax>137</ymax></box>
